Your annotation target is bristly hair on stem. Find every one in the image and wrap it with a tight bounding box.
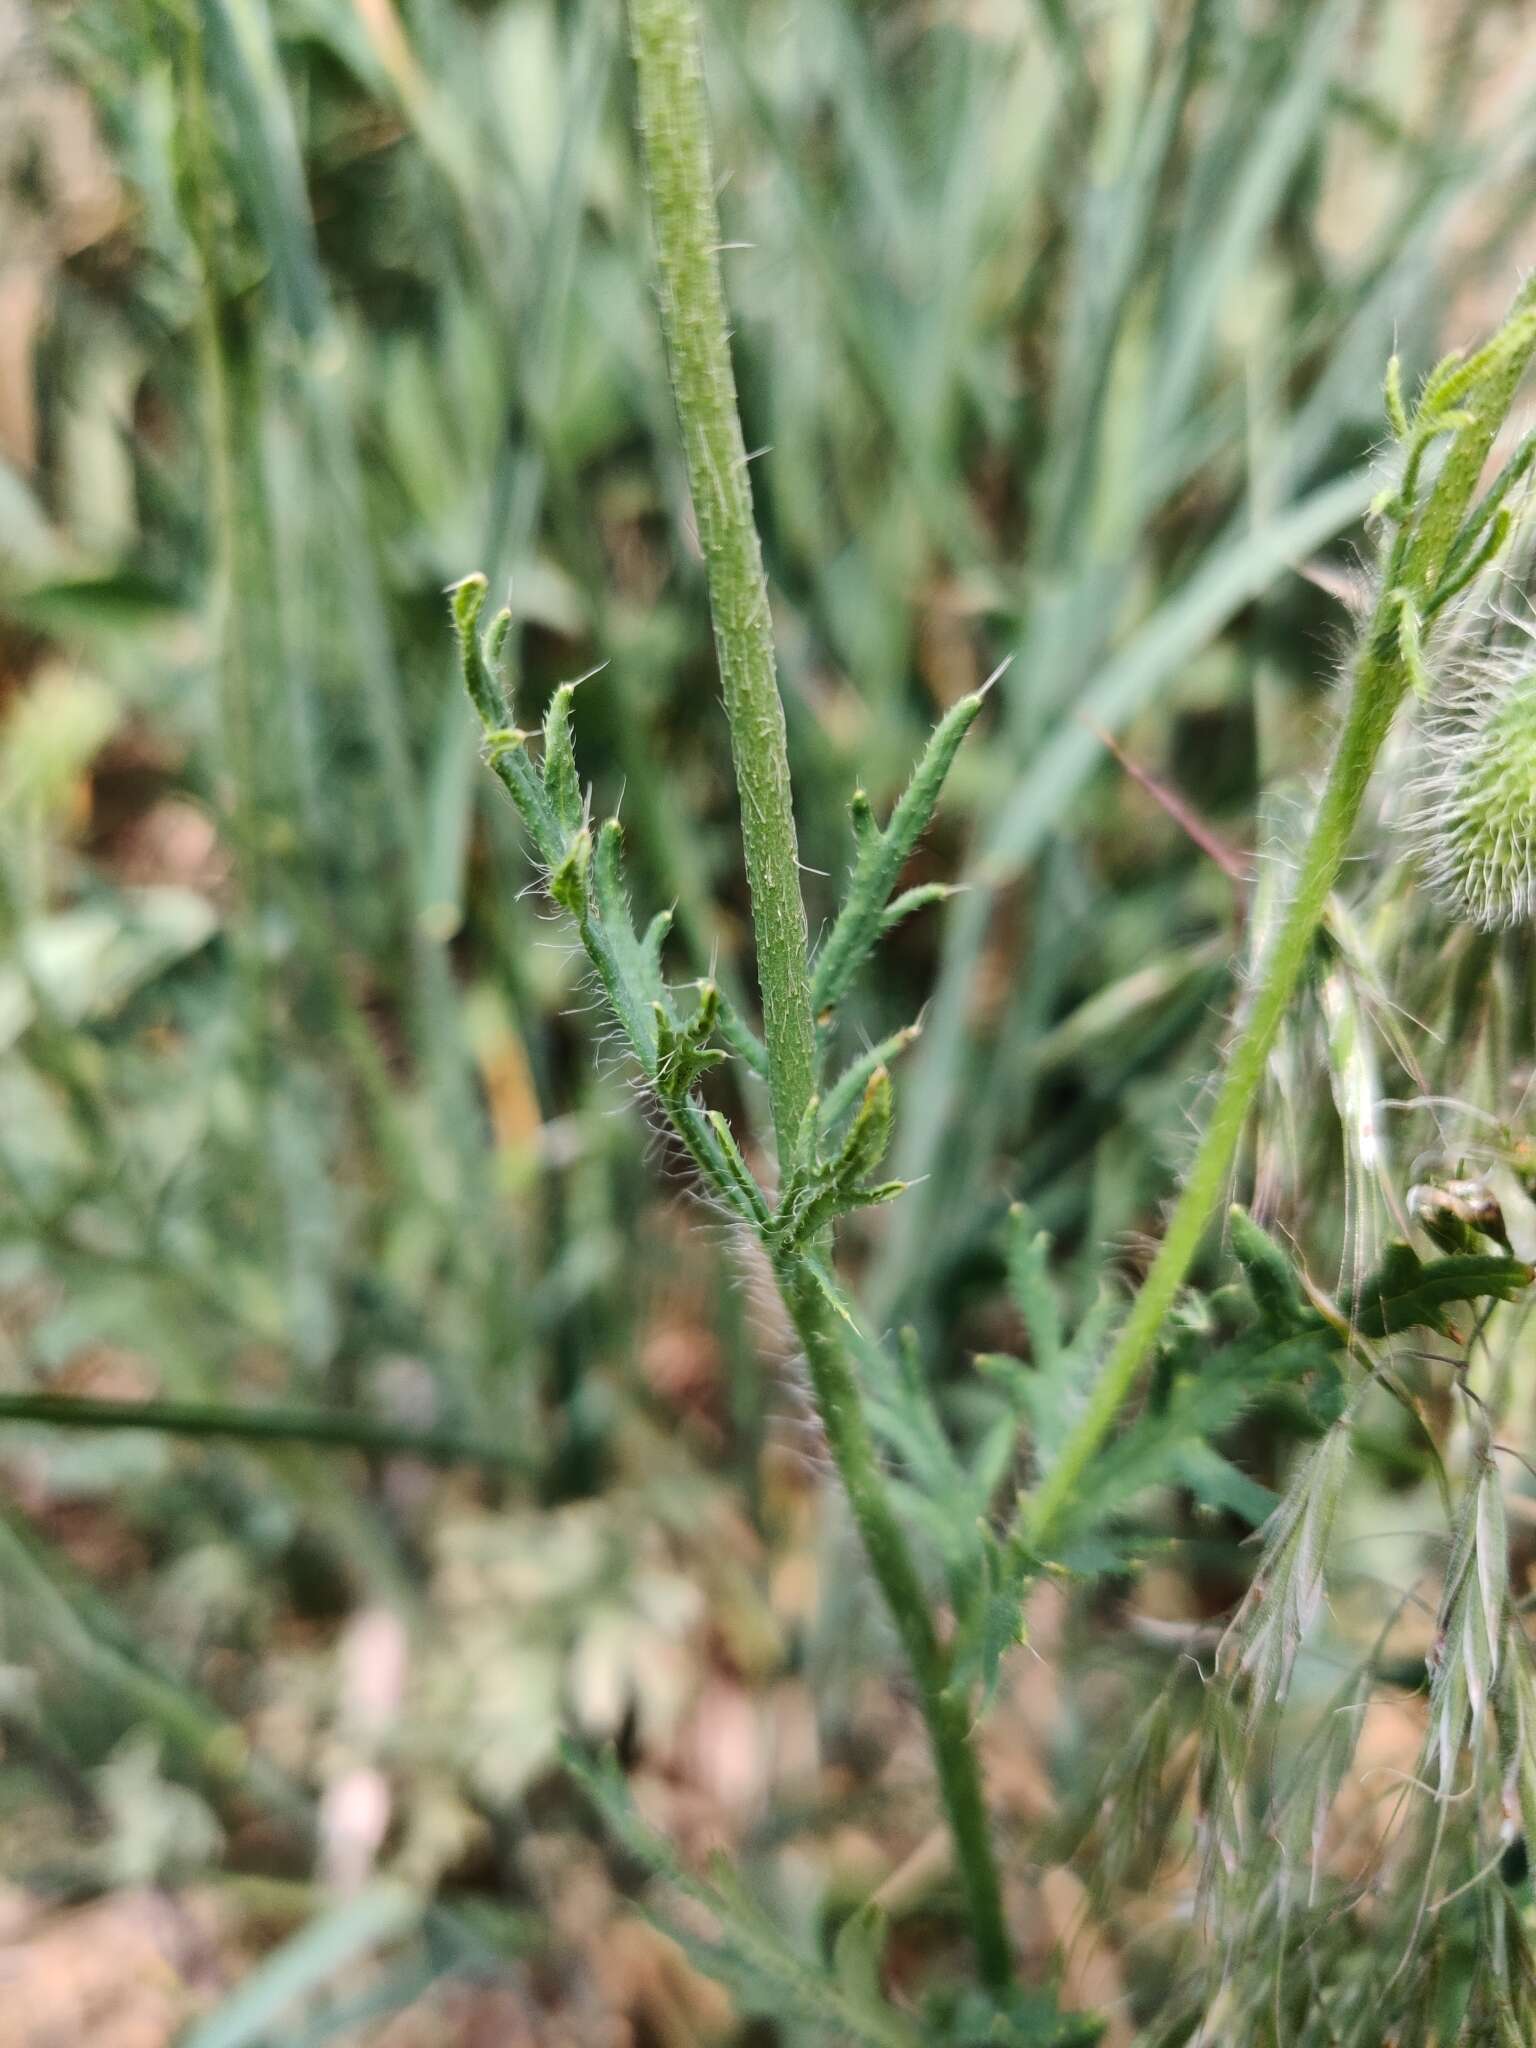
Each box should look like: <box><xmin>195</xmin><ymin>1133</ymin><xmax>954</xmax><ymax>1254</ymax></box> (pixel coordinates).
<box><xmin>625</xmin><ymin>0</ymin><xmax>816</xmax><ymax>1168</ymax></box>
<box><xmin>451</xmin><ymin>0</ymin><xmax>1011</xmax><ymax>2004</ymax></box>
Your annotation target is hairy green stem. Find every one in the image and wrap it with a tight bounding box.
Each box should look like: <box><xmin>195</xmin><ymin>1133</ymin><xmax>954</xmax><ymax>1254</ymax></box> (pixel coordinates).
<box><xmin>627</xmin><ymin>0</ymin><xmax>1012</xmax><ymax>1985</ymax></box>
<box><xmin>779</xmin><ymin>1260</ymin><xmax>1013</xmax><ymax>1991</ymax></box>
<box><xmin>627</xmin><ymin>0</ymin><xmax>816</xmax><ymax>1162</ymax></box>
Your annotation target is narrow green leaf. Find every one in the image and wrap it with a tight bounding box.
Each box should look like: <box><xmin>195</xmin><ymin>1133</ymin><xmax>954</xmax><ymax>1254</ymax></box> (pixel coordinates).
<box><xmin>879</xmin><ymin>881</ymin><xmax>956</xmax><ymax>935</ymax></box>
<box><xmin>449</xmin><ymin>573</ymin><xmax>506</xmax><ymax>730</ymax></box>
<box><xmin>591</xmin><ymin>818</ymin><xmax>660</xmax><ymax>1007</ymax></box>
<box><xmin>832</xmin><ymin>1066</ymin><xmax>895</xmax><ymax>1188</ymax></box>
<box><xmin>181</xmin><ymin>1884</ymin><xmax>423</xmax><ymax>2048</ymax></box>
<box><xmin>549</xmin><ymin>829</ymin><xmax>592</xmax><ymax>916</ymax></box>
<box><xmin>1228</xmin><ymin>1206</ymin><xmax>1309</xmax><ymax>1333</ymax></box>
<box><xmin>813</xmin><ymin>689</ymin><xmax>987</xmax><ymax>1016</ymax></box>
<box><xmin>821</xmin><ymin>1024</ymin><xmax>922</xmax><ymax>1139</ymax></box>
<box><xmin>542</xmin><ymin>680</ymin><xmax>584</xmax><ymax>835</ymax></box>
<box><xmin>1005</xmin><ymin>1206</ymin><xmax>1062</xmax><ymax>1374</ymax></box>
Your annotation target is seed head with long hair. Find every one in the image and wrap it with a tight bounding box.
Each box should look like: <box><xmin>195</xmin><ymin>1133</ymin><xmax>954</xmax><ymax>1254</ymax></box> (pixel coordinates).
<box><xmin>1408</xmin><ymin>612</ymin><xmax>1536</xmax><ymax>930</ymax></box>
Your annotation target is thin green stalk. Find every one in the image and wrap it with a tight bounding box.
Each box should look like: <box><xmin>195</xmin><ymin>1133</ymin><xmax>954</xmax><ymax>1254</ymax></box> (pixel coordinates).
<box><xmin>626</xmin><ymin>0</ymin><xmax>1012</xmax><ymax>1986</ymax></box>
<box><xmin>1024</xmin><ymin>646</ymin><xmax>1397</xmax><ymax>1547</ymax></box>
<box><xmin>0</xmin><ymin>1393</ymin><xmax>525</xmax><ymax>1470</ymax></box>
<box><xmin>627</xmin><ymin>0</ymin><xmax>816</xmax><ymax>1162</ymax></box>
<box><xmin>779</xmin><ymin>1259</ymin><xmax>1013</xmax><ymax>1991</ymax></box>
<box><xmin>1025</xmin><ymin>285</ymin><xmax>1536</xmax><ymax>1552</ymax></box>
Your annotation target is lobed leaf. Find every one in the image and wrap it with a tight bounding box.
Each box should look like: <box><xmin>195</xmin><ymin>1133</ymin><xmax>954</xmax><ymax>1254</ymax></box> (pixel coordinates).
<box><xmin>1339</xmin><ymin>1241</ymin><xmax>1534</xmax><ymax>1341</ymax></box>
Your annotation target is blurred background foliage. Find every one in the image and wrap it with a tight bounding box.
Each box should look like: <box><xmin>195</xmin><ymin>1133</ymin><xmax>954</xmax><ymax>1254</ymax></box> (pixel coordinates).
<box><xmin>2</xmin><ymin>0</ymin><xmax>1536</xmax><ymax>2039</ymax></box>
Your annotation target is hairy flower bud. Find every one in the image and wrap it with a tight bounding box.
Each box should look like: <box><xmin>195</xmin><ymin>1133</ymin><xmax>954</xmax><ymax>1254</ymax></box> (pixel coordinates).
<box><xmin>1409</xmin><ymin>644</ymin><xmax>1536</xmax><ymax>930</ymax></box>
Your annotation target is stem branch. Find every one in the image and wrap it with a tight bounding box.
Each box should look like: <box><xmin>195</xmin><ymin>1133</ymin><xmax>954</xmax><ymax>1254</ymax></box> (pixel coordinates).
<box><xmin>627</xmin><ymin>0</ymin><xmax>1012</xmax><ymax>1984</ymax></box>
